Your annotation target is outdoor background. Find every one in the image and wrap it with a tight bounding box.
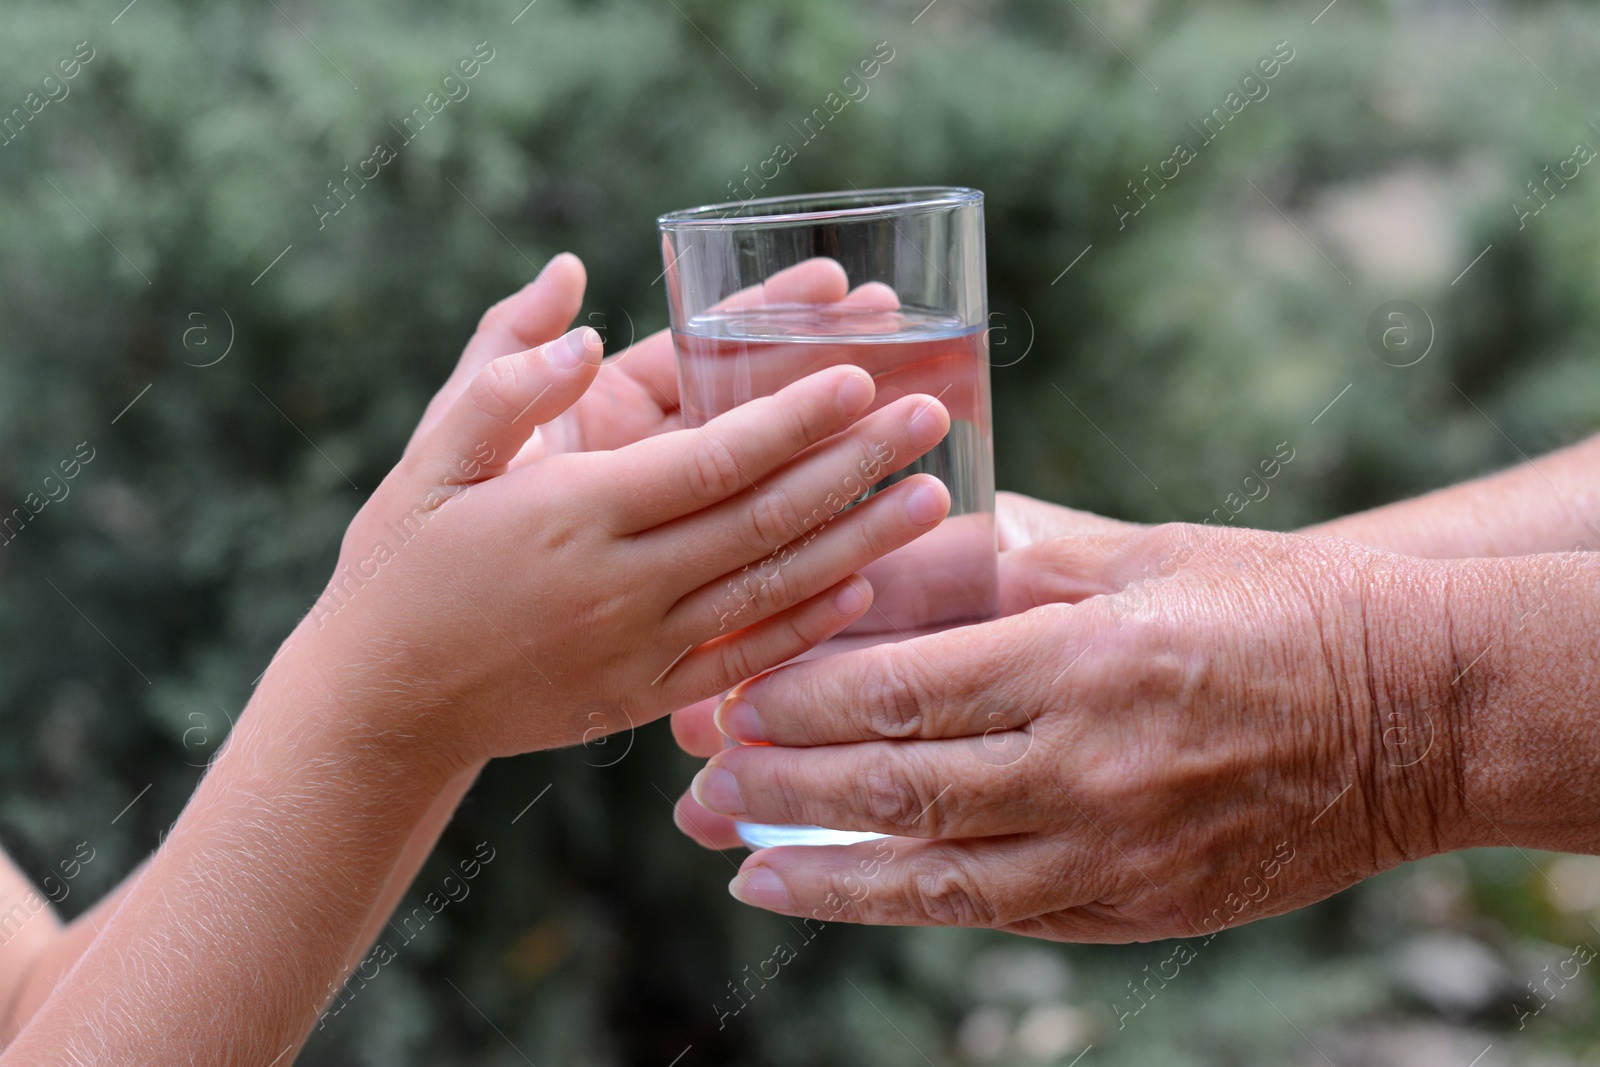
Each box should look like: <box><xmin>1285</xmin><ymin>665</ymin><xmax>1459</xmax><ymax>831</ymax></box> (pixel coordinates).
<box><xmin>3</xmin><ymin>0</ymin><xmax>1600</xmax><ymax>1064</ymax></box>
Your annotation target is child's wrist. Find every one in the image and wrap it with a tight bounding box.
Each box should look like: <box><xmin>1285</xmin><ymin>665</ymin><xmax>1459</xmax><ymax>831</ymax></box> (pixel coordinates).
<box><xmin>257</xmin><ymin>619</ymin><xmax>473</xmax><ymax>785</ymax></box>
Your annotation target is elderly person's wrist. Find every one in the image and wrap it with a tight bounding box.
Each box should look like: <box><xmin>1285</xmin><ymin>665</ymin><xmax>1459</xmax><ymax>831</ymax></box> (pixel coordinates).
<box><xmin>1332</xmin><ymin>549</ymin><xmax>1481</xmax><ymax>865</ymax></box>
<box><xmin>1438</xmin><ymin>552</ymin><xmax>1600</xmax><ymax>855</ymax></box>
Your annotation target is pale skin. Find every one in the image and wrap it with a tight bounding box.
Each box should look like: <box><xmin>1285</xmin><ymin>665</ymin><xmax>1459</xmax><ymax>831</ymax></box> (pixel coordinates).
<box><xmin>672</xmin><ymin>437</ymin><xmax>1600</xmax><ymax>941</ymax></box>
<box><xmin>0</xmin><ymin>254</ymin><xmax>956</xmax><ymax>1063</ymax></box>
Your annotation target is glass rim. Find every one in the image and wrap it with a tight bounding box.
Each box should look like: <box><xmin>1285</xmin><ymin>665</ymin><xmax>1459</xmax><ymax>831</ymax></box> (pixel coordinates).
<box><xmin>657</xmin><ymin>186</ymin><xmax>982</xmax><ymax>229</ymax></box>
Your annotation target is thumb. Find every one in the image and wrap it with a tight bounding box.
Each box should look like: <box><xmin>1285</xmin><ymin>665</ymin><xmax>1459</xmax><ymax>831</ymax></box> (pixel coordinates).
<box><xmin>670</xmin><ymin>695</ymin><xmax>725</xmax><ymax>759</ymax></box>
<box><xmin>995</xmin><ymin>491</ymin><xmax>1143</xmax><ymax>549</ymax></box>
<box><xmin>998</xmin><ymin>530</ymin><xmax>1146</xmax><ymax>614</ymax></box>
<box><xmin>409</xmin><ymin>253</ymin><xmax>588</xmax><ymax>447</ymax></box>
<box><xmin>999</xmin><ymin>524</ymin><xmax>1225</xmax><ymax>615</ymax></box>
<box><xmin>409</xmin><ymin>325</ymin><xmax>603</xmax><ymax>489</ymax></box>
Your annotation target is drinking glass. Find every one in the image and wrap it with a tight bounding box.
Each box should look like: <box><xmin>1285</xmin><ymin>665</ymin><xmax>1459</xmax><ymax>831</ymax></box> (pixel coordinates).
<box><xmin>658</xmin><ymin>187</ymin><xmax>996</xmax><ymax>848</ymax></box>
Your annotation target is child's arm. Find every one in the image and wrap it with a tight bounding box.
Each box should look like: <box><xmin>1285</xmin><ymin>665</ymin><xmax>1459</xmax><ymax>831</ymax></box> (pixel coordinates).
<box><xmin>0</xmin><ymin>251</ymin><xmax>674</xmax><ymax>1043</ymax></box>
<box><xmin>1</xmin><ymin>269</ymin><xmax>951</xmax><ymax>1064</ymax></box>
<box><xmin>0</xmin><ymin>254</ymin><xmax>651</xmax><ymax>1040</ymax></box>
<box><xmin>0</xmin><ymin>779</ymin><xmax>480</xmax><ymax>1045</ymax></box>
<box><xmin>0</xmin><ymin>257</ymin><xmax>582</xmax><ymax>1036</ymax></box>
<box><xmin>0</xmin><ymin>258</ymin><xmax>578</xmax><ymax>1042</ymax></box>
<box><xmin>0</xmin><ymin>651</ymin><xmax>474</xmax><ymax>1065</ymax></box>
<box><xmin>0</xmin><ymin>854</ymin><xmax>65</xmax><ymax>1035</ymax></box>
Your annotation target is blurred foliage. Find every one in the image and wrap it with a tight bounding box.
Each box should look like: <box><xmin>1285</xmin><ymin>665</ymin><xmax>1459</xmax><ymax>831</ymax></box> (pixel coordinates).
<box><xmin>2</xmin><ymin>0</ymin><xmax>1600</xmax><ymax>1064</ymax></box>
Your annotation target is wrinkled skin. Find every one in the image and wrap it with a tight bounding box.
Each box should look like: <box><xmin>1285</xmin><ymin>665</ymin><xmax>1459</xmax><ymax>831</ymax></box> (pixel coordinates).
<box><xmin>674</xmin><ymin>519</ymin><xmax>1479</xmax><ymax>943</ymax></box>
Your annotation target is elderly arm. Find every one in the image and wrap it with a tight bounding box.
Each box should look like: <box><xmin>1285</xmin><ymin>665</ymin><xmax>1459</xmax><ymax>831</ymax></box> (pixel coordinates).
<box><xmin>1304</xmin><ymin>432</ymin><xmax>1600</xmax><ymax>558</ymax></box>
<box><xmin>694</xmin><ymin>526</ymin><xmax>1600</xmax><ymax>940</ymax></box>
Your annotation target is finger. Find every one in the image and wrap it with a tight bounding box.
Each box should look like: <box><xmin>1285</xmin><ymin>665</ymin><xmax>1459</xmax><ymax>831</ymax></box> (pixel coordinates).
<box><xmin>711</xmin><ymin>608</ymin><xmax>1071</xmax><ymax>746</ymax></box>
<box><xmin>644</xmin><ymin>392</ymin><xmax>951</xmax><ymax>586</ymax></box>
<box><xmin>662</xmin><ymin>246</ymin><xmax>847</xmax><ymax>319</ymax></box>
<box><xmin>669</xmin><ymin>696</ymin><xmax>725</xmax><ymax>758</ymax></box>
<box><xmin>995</xmin><ymin>491</ymin><xmax>1142</xmax><ymax>550</ymax></box>
<box><xmin>998</xmin><ymin>535</ymin><xmax>1134</xmax><ymax>615</ymax></box>
<box><xmin>655</xmin><ymin>575</ymin><xmax>874</xmax><ymax>708</ymax></box>
<box><xmin>837</xmin><ymin>281</ymin><xmax>901</xmax><ymax>310</ymax></box>
<box><xmin>998</xmin><ymin>524</ymin><xmax>1192</xmax><ymax>615</ymax></box>
<box><xmin>726</xmin><ymin>834</ymin><xmax>1107</xmax><ymax>929</ymax></box>
<box><xmin>408</xmin><ymin>326</ymin><xmax>603</xmax><ymax>488</ymax></box>
<box><xmin>554</xmin><ymin>328</ymin><xmax>685</xmax><ymax>455</ymax></box>
<box><xmin>850</xmin><ymin>509</ymin><xmax>999</xmax><ymax>633</ymax></box>
<box><xmin>715</xmin><ymin>258</ymin><xmax>850</xmax><ymax>311</ymax></box>
<box><xmin>603</xmin><ymin>365</ymin><xmax>878</xmax><ymax>532</ymax></box>
<box><xmin>412</xmin><ymin>254</ymin><xmax>587</xmax><ymax>444</ymax></box>
<box><xmin>472</xmin><ymin>253</ymin><xmax>589</xmax><ymax>358</ymax></box>
<box><xmin>599</xmin><ymin>258</ymin><xmax>857</xmax><ymax>421</ymax></box>
<box><xmin>666</xmin><ymin>475</ymin><xmax>949</xmax><ymax>639</ymax></box>
<box><xmin>691</xmin><ymin>733</ymin><xmax>1045</xmax><ymax>839</ymax></box>
<box><xmin>673</xmin><ymin>787</ymin><xmax>745</xmax><ymax>851</ymax></box>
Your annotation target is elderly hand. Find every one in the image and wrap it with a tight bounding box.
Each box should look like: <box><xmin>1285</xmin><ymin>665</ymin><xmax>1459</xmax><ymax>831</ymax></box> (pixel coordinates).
<box><xmin>668</xmin><ymin>492</ymin><xmax>1141</xmax><ymax>842</ymax></box>
<box><xmin>673</xmin><ymin>519</ymin><xmax>1600</xmax><ymax>942</ymax></box>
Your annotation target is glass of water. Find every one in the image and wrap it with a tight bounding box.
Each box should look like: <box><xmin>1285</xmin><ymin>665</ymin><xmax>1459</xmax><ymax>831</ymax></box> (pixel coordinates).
<box><xmin>658</xmin><ymin>187</ymin><xmax>997</xmax><ymax>848</ymax></box>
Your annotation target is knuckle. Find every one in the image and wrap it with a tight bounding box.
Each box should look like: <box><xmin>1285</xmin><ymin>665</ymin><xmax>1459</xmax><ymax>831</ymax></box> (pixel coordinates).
<box><xmin>785</xmin><ymin>611</ymin><xmax>831</xmax><ymax>662</ymax></box>
<box><xmin>1130</xmin><ymin>521</ymin><xmax>1209</xmax><ymax>577</ymax></box>
<box><xmin>813</xmin><ymin>873</ymin><xmax>872</xmax><ymax>922</ymax></box>
<box><xmin>908</xmin><ymin>856</ymin><xmax>998</xmax><ymax>926</ymax></box>
<box><xmin>1098</xmin><ymin>585</ymin><xmax>1161</xmax><ymax>643</ymax></box>
<box><xmin>750</xmin><ymin>564</ymin><xmax>793</xmax><ymax>615</ymax></box>
<box><xmin>469</xmin><ymin>354</ymin><xmax>531</xmax><ymax>421</ymax></box>
<box><xmin>1142</xmin><ymin>520</ymin><xmax>1192</xmax><ymax>553</ymax></box>
<box><xmin>860</xmin><ymin>657</ymin><xmax>926</xmax><ymax>740</ymax></box>
<box><xmin>767</xmin><ymin>762</ymin><xmax>811</xmax><ymax>824</ymax></box>
<box><xmin>850</xmin><ymin>501</ymin><xmax>899</xmax><ymax>560</ymax></box>
<box><xmin>687</xmin><ymin>438</ymin><xmax>745</xmax><ymax>501</ymax></box>
<box><xmin>718</xmin><ymin>635</ymin><xmax>765</xmax><ymax>688</ymax></box>
<box><xmin>741</xmin><ymin>605</ymin><xmax>840</xmax><ymax>692</ymax></box>
<box><xmin>475</xmin><ymin>298</ymin><xmax>513</xmax><ymax>336</ymax></box>
<box><xmin>787</xmin><ymin>395</ymin><xmax>832</xmax><ymax>448</ymax></box>
<box><xmin>853</xmin><ymin>436</ymin><xmax>892</xmax><ymax>485</ymax></box>
<box><xmin>858</xmin><ymin>757</ymin><xmax>930</xmax><ymax>831</ymax></box>
<box><xmin>746</xmin><ymin>489</ymin><xmax>805</xmax><ymax>552</ymax></box>
<box><xmin>476</xmin><ymin>292</ymin><xmax>545</xmax><ymax>348</ymax></box>
<box><xmin>719</xmin><ymin>559</ymin><xmax>794</xmax><ymax>630</ymax></box>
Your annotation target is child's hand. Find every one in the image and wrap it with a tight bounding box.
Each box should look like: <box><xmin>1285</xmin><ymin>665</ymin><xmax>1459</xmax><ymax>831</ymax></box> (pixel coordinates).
<box><xmin>302</xmin><ymin>317</ymin><xmax>952</xmax><ymax>771</ymax></box>
<box><xmin>553</xmin><ymin>257</ymin><xmax>871</xmax><ymax>451</ymax></box>
<box><xmin>405</xmin><ymin>253</ymin><xmax>890</xmax><ymax>462</ymax></box>
<box><xmin>403</xmin><ymin>252</ymin><xmax>590</xmax><ymax>463</ymax></box>
<box><xmin>420</xmin><ymin>254</ymin><xmax>887</xmax><ymax>457</ymax></box>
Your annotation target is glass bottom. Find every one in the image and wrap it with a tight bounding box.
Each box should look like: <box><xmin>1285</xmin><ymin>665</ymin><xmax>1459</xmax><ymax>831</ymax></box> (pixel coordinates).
<box><xmin>736</xmin><ymin>822</ymin><xmax>887</xmax><ymax>850</ymax></box>
<box><xmin>727</xmin><ymin>627</ymin><xmax>993</xmax><ymax>852</ymax></box>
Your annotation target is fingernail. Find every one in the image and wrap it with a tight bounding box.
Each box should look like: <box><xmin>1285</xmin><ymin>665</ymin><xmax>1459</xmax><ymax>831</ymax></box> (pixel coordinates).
<box><xmin>716</xmin><ymin>696</ymin><xmax>767</xmax><ymax>743</ymax></box>
<box><xmin>691</xmin><ymin>766</ymin><xmax>745</xmax><ymax>815</ymax></box>
<box><xmin>834</xmin><ymin>576</ymin><xmax>871</xmax><ymax>615</ymax></box>
<box><xmin>836</xmin><ymin>370</ymin><xmax>874</xmax><ymax>417</ymax></box>
<box><xmin>908</xmin><ymin>398</ymin><xmax>947</xmax><ymax>448</ymax></box>
<box><xmin>730</xmin><ymin>865</ymin><xmax>791</xmax><ymax>910</ymax></box>
<box><xmin>546</xmin><ymin>326</ymin><xmax>599</xmax><ymax>370</ymax></box>
<box><xmin>903</xmin><ymin>480</ymin><xmax>947</xmax><ymax>527</ymax></box>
